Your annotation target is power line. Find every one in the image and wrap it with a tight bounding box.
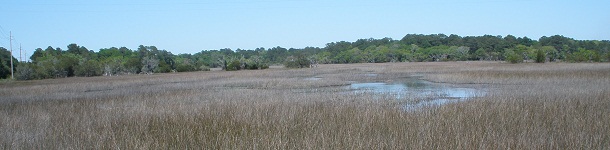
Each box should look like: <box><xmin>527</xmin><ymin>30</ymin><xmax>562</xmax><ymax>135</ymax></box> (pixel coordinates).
<box><xmin>0</xmin><ymin>25</ymin><xmax>10</xmax><ymax>40</ymax></box>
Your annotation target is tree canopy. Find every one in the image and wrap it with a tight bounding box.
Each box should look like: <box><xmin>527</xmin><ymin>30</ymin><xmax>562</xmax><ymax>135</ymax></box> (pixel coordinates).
<box><xmin>5</xmin><ymin>34</ymin><xmax>610</xmax><ymax>80</ymax></box>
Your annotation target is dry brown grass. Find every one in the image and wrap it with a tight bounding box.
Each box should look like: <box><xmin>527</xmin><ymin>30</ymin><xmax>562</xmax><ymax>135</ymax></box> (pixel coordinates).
<box><xmin>1</xmin><ymin>61</ymin><xmax>609</xmax><ymax>149</ymax></box>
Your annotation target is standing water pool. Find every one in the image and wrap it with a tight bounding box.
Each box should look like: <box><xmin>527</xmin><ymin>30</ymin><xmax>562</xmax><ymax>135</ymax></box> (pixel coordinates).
<box><xmin>347</xmin><ymin>77</ymin><xmax>485</xmax><ymax>110</ymax></box>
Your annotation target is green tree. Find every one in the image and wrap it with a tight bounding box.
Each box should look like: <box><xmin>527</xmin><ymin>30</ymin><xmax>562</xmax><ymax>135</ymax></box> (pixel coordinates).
<box><xmin>175</xmin><ymin>63</ymin><xmax>196</xmax><ymax>72</ymax></box>
<box><xmin>226</xmin><ymin>60</ymin><xmax>242</xmax><ymax>71</ymax></box>
<box><xmin>174</xmin><ymin>55</ymin><xmax>197</xmax><ymax>72</ymax></box>
<box><xmin>66</xmin><ymin>43</ymin><xmax>92</xmax><ymax>58</ymax></box>
<box><xmin>539</xmin><ymin>35</ymin><xmax>575</xmax><ymax>53</ymax></box>
<box><xmin>57</xmin><ymin>53</ymin><xmax>81</xmax><ymax>77</ymax></box>
<box><xmin>513</xmin><ymin>45</ymin><xmax>533</xmax><ymax>62</ymax></box>
<box><xmin>15</xmin><ymin>62</ymin><xmax>35</xmax><ymax>80</ymax></box>
<box><xmin>30</xmin><ymin>48</ymin><xmax>45</xmax><ymax>63</ymax></box>
<box><xmin>424</xmin><ymin>46</ymin><xmax>452</xmax><ymax>61</ymax></box>
<box><xmin>504</xmin><ymin>49</ymin><xmax>523</xmax><ymax>63</ymax></box>
<box><xmin>285</xmin><ymin>55</ymin><xmax>311</xmax><ymax>68</ymax></box>
<box><xmin>517</xmin><ymin>36</ymin><xmax>535</xmax><ymax>46</ymax></box>
<box><xmin>43</xmin><ymin>46</ymin><xmax>62</xmax><ymax>56</ymax></box>
<box><xmin>535</xmin><ymin>48</ymin><xmax>546</xmax><ymax>63</ymax></box>
<box><xmin>362</xmin><ymin>45</ymin><xmax>378</xmax><ymax>63</ymax></box>
<box><xmin>266</xmin><ymin>46</ymin><xmax>288</xmax><ymax>63</ymax></box>
<box><xmin>540</xmin><ymin>46</ymin><xmax>559</xmax><ymax>62</ymax></box>
<box><xmin>141</xmin><ymin>57</ymin><xmax>159</xmax><ymax>74</ymax></box>
<box><xmin>474</xmin><ymin>48</ymin><xmax>489</xmax><ymax>61</ymax></box>
<box><xmin>75</xmin><ymin>59</ymin><xmax>102</xmax><ymax>77</ymax></box>
<box><xmin>67</xmin><ymin>43</ymin><xmax>80</xmax><ymax>55</ymax></box>
<box><xmin>324</xmin><ymin>41</ymin><xmax>352</xmax><ymax>60</ymax></box>
<box><xmin>102</xmin><ymin>57</ymin><xmax>123</xmax><ymax>76</ymax></box>
<box><xmin>157</xmin><ymin>61</ymin><xmax>172</xmax><ymax>73</ymax></box>
<box><xmin>568</xmin><ymin>48</ymin><xmax>596</xmax><ymax>62</ymax></box>
<box><xmin>592</xmin><ymin>52</ymin><xmax>602</xmax><ymax>62</ymax></box>
<box><xmin>35</xmin><ymin>55</ymin><xmax>61</xmax><ymax>78</ymax></box>
<box><xmin>0</xmin><ymin>47</ymin><xmax>18</xmax><ymax>79</ymax></box>
<box><xmin>335</xmin><ymin>48</ymin><xmax>361</xmax><ymax>63</ymax></box>
<box><xmin>138</xmin><ymin>45</ymin><xmax>150</xmax><ymax>58</ymax></box>
<box><xmin>504</xmin><ymin>35</ymin><xmax>518</xmax><ymax>48</ymax></box>
<box><xmin>124</xmin><ymin>57</ymin><xmax>141</xmax><ymax>74</ymax></box>
<box><xmin>445</xmin><ymin>34</ymin><xmax>463</xmax><ymax>46</ymax></box>
<box><xmin>98</xmin><ymin>47</ymin><xmax>122</xmax><ymax>60</ymax></box>
<box><xmin>374</xmin><ymin>45</ymin><xmax>391</xmax><ymax>63</ymax></box>
<box><xmin>247</xmin><ymin>55</ymin><xmax>268</xmax><ymax>70</ymax></box>
<box><xmin>453</xmin><ymin>46</ymin><xmax>470</xmax><ymax>61</ymax></box>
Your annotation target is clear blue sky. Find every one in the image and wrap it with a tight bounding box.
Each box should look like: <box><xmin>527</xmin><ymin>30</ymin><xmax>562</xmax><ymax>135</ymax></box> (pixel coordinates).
<box><xmin>0</xmin><ymin>0</ymin><xmax>608</xmax><ymax>60</ymax></box>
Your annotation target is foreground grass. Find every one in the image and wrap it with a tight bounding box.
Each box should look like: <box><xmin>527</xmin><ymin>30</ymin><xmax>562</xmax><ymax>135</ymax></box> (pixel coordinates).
<box><xmin>1</xmin><ymin>62</ymin><xmax>609</xmax><ymax>149</ymax></box>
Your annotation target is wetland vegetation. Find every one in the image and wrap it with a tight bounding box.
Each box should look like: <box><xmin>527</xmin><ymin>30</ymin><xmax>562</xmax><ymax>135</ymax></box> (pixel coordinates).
<box><xmin>1</xmin><ymin>62</ymin><xmax>609</xmax><ymax>149</ymax></box>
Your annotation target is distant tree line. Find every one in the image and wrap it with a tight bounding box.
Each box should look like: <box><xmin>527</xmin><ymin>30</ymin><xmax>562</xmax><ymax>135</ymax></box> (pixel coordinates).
<box><xmin>1</xmin><ymin>34</ymin><xmax>609</xmax><ymax>80</ymax></box>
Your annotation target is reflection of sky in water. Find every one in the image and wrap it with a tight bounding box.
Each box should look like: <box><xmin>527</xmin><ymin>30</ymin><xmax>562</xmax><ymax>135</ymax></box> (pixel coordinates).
<box><xmin>304</xmin><ymin>77</ymin><xmax>322</xmax><ymax>81</ymax></box>
<box><xmin>349</xmin><ymin>82</ymin><xmax>479</xmax><ymax>99</ymax></box>
<box><xmin>347</xmin><ymin>78</ymin><xmax>485</xmax><ymax>110</ymax></box>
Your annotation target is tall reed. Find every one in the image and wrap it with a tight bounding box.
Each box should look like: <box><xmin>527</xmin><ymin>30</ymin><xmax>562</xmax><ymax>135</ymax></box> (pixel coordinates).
<box><xmin>1</xmin><ymin>62</ymin><xmax>608</xmax><ymax>149</ymax></box>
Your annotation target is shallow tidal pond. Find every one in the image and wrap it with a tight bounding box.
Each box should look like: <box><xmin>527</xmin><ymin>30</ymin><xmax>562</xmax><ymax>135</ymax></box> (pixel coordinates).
<box><xmin>346</xmin><ymin>76</ymin><xmax>485</xmax><ymax>110</ymax></box>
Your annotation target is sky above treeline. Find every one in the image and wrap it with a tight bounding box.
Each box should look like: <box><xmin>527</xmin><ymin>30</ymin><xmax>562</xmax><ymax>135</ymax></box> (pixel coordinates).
<box><xmin>1</xmin><ymin>0</ymin><xmax>609</xmax><ymax>59</ymax></box>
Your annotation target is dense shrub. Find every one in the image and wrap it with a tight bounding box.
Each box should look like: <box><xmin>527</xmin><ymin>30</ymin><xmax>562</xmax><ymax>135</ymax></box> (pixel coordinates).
<box><xmin>535</xmin><ymin>49</ymin><xmax>546</xmax><ymax>63</ymax></box>
<box><xmin>75</xmin><ymin>60</ymin><xmax>103</xmax><ymax>77</ymax></box>
<box><xmin>156</xmin><ymin>61</ymin><xmax>172</xmax><ymax>73</ymax></box>
<box><xmin>284</xmin><ymin>55</ymin><xmax>310</xmax><ymax>68</ymax></box>
<box><xmin>199</xmin><ymin>65</ymin><xmax>211</xmax><ymax>71</ymax></box>
<box><xmin>15</xmin><ymin>63</ymin><xmax>35</xmax><ymax>80</ymax></box>
<box><xmin>226</xmin><ymin>60</ymin><xmax>242</xmax><ymax>71</ymax></box>
<box><xmin>244</xmin><ymin>63</ymin><xmax>269</xmax><ymax>70</ymax></box>
<box><xmin>175</xmin><ymin>64</ymin><xmax>197</xmax><ymax>72</ymax></box>
<box><xmin>504</xmin><ymin>49</ymin><xmax>523</xmax><ymax>64</ymax></box>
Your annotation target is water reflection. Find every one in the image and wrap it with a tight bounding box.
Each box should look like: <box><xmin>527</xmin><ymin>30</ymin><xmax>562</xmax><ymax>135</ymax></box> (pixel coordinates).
<box><xmin>304</xmin><ymin>77</ymin><xmax>322</xmax><ymax>81</ymax></box>
<box><xmin>347</xmin><ymin>77</ymin><xmax>484</xmax><ymax>110</ymax></box>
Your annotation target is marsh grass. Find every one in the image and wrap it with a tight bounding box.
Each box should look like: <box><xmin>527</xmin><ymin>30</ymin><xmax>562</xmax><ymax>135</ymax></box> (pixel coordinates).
<box><xmin>1</xmin><ymin>62</ymin><xmax>609</xmax><ymax>149</ymax></box>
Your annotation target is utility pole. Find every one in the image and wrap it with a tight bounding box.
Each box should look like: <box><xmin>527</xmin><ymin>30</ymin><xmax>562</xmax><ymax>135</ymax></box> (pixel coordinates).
<box><xmin>10</xmin><ymin>31</ymin><xmax>13</xmax><ymax>79</ymax></box>
<box><xmin>20</xmin><ymin>44</ymin><xmax>22</xmax><ymax>62</ymax></box>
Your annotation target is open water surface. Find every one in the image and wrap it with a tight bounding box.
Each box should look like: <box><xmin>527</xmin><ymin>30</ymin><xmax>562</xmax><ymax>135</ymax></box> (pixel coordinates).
<box><xmin>347</xmin><ymin>76</ymin><xmax>485</xmax><ymax>110</ymax></box>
